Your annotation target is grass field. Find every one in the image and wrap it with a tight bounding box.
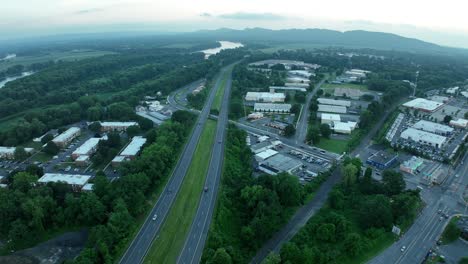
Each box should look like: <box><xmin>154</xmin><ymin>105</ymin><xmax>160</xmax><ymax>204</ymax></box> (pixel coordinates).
<box><xmin>316</xmin><ymin>138</ymin><xmax>349</xmax><ymax>154</ymax></box>
<box><xmin>321</xmin><ymin>83</ymin><xmax>369</xmax><ymax>91</ymax></box>
<box><xmin>0</xmin><ymin>50</ymin><xmax>116</xmax><ymax>71</ymax></box>
<box><xmin>144</xmin><ymin>120</ymin><xmax>217</xmax><ymax>264</ymax></box>
<box><xmin>212</xmin><ymin>68</ymin><xmax>232</xmax><ymax>111</ymax></box>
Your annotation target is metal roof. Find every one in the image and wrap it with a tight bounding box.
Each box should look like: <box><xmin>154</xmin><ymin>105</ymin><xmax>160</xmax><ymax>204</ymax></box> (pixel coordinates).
<box><xmin>38</xmin><ymin>173</ymin><xmax>91</xmax><ymax>186</ymax></box>
<box><xmin>120</xmin><ymin>136</ymin><xmax>147</xmax><ymax>156</ymax></box>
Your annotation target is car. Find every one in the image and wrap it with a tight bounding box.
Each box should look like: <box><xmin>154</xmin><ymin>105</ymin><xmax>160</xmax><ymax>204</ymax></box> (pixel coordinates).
<box><xmin>400</xmin><ymin>246</ymin><xmax>406</xmax><ymax>252</ymax></box>
<box><xmin>204</xmin><ymin>186</ymin><xmax>209</xmax><ymax>192</ymax></box>
<box><xmin>439</xmin><ymin>216</ymin><xmax>444</xmax><ymax>221</ymax></box>
<box><xmin>152</xmin><ymin>214</ymin><xmax>157</xmax><ymax>221</ymax></box>
<box><xmin>218</xmin><ymin>140</ymin><xmax>222</xmax><ymax>144</ymax></box>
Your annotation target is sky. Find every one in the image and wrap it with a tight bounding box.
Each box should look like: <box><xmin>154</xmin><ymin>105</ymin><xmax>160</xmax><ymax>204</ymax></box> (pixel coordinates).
<box><xmin>2</xmin><ymin>0</ymin><xmax>468</xmax><ymax>48</ymax></box>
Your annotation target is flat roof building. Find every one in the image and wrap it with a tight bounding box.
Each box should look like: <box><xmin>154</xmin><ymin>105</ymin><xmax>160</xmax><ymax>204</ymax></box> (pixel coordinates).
<box><xmin>52</xmin><ymin>127</ymin><xmax>81</xmax><ymax>147</ymax></box>
<box><xmin>82</xmin><ymin>183</ymin><xmax>94</xmax><ymax>192</ymax></box>
<box><xmin>402</xmin><ymin>98</ymin><xmax>444</xmax><ymax>113</ymax></box>
<box><xmin>112</xmin><ymin>155</ymin><xmax>128</xmax><ymax>167</ymax></box>
<box><xmin>251</xmin><ymin>141</ymin><xmax>273</xmax><ymax>154</ymax></box>
<box><xmin>333</xmin><ymin>121</ymin><xmax>358</xmax><ymax>134</ymax></box>
<box><xmin>38</xmin><ymin>173</ymin><xmax>92</xmax><ymax>191</ymax></box>
<box><xmin>269</xmin><ymin>86</ymin><xmax>307</xmax><ymax>92</ymax></box>
<box><xmin>450</xmin><ymin>118</ymin><xmax>468</xmax><ymax>129</ymax></box>
<box><xmin>366</xmin><ymin>150</ymin><xmax>398</xmax><ymax>170</ymax></box>
<box><xmin>254</xmin><ymin>103</ymin><xmax>292</xmax><ymax>113</ymax></box>
<box><xmin>318</xmin><ymin>104</ymin><xmax>347</xmax><ymax>114</ymax></box>
<box><xmin>259</xmin><ymin>154</ymin><xmax>302</xmax><ymax>175</ymax></box>
<box><xmin>400</xmin><ymin>156</ymin><xmax>424</xmax><ymax>174</ymax></box>
<box><xmin>318</xmin><ymin>98</ymin><xmax>352</xmax><ymax>107</ymax></box>
<box><xmin>333</xmin><ymin>87</ymin><xmax>365</xmax><ymax>99</ymax></box>
<box><xmin>100</xmin><ymin>122</ymin><xmax>138</xmax><ymax>132</ymax></box>
<box><xmin>412</xmin><ymin>120</ymin><xmax>454</xmax><ymax>136</ymax></box>
<box><xmin>321</xmin><ymin>113</ymin><xmax>341</xmax><ymax>125</ymax></box>
<box><xmin>247</xmin><ymin>112</ymin><xmax>264</xmax><ymax>120</ymax></box>
<box><xmin>0</xmin><ymin>147</ymin><xmax>34</xmax><ymax>159</ymax></box>
<box><xmin>245</xmin><ymin>92</ymin><xmax>286</xmax><ymax>103</ymax></box>
<box><xmin>255</xmin><ymin>149</ymin><xmax>278</xmax><ymax>162</ymax></box>
<box><xmin>120</xmin><ymin>136</ymin><xmax>147</xmax><ymax>158</ymax></box>
<box><xmin>446</xmin><ymin>86</ymin><xmax>459</xmax><ymax>94</ymax></box>
<box><xmin>72</xmin><ymin>138</ymin><xmax>102</xmax><ymax>159</ymax></box>
<box><xmin>400</xmin><ymin>128</ymin><xmax>447</xmax><ymax>148</ymax></box>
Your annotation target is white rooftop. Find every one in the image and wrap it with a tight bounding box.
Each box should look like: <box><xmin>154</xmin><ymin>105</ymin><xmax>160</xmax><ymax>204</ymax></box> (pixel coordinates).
<box><xmin>75</xmin><ymin>155</ymin><xmax>90</xmax><ymax>162</ymax></box>
<box><xmin>318</xmin><ymin>98</ymin><xmax>352</xmax><ymax>107</ymax></box>
<box><xmin>112</xmin><ymin>155</ymin><xmax>127</xmax><ymax>163</ymax></box>
<box><xmin>100</xmin><ymin>121</ymin><xmax>138</xmax><ymax>127</ymax></box>
<box><xmin>53</xmin><ymin>127</ymin><xmax>80</xmax><ymax>143</ymax></box>
<box><xmin>245</xmin><ymin>92</ymin><xmax>286</xmax><ymax>101</ymax></box>
<box><xmin>318</xmin><ymin>104</ymin><xmax>347</xmax><ymax>114</ymax></box>
<box><xmin>82</xmin><ymin>183</ymin><xmax>94</xmax><ymax>191</ymax></box>
<box><xmin>403</xmin><ymin>98</ymin><xmax>443</xmax><ymax>112</ymax></box>
<box><xmin>254</xmin><ymin>103</ymin><xmax>292</xmax><ymax>111</ymax></box>
<box><xmin>120</xmin><ymin>136</ymin><xmax>147</xmax><ymax>156</ymax></box>
<box><xmin>255</xmin><ymin>149</ymin><xmax>278</xmax><ymax>160</ymax></box>
<box><xmin>72</xmin><ymin>138</ymin><xmax>102</xmax><ymax>156</ymax></box>
<box><xmin>450</xmin><ymin>119</ymin><xmax>468</xmax><ymax>127</ymax></box>
<box><xmin>412</xmin><ymin>120</ymin><xmax>454</xmax><ymax>134</ymax></box>
<box><xmin>38</xmin><ymin>173</ymin><xmax>91</xmax><ymax>186</ymax></box>
<box><xmin>334</xmin><ymin>121</ymin><xmax>358</xmax><ymax>132</ymax></box>
<box><xmin>321</xmin><ymin>113</ymin><xmax>341</xmax><ymax>122</ymax></box>
<box><xmin>0</xmin><ymin>147</ymin><xmax>34</xmax><ymax>154</ymax></box>
<box><xmin>401</xmin><ymin>128</ymin><xmax>447</xmax><ymax>146</ymax></box>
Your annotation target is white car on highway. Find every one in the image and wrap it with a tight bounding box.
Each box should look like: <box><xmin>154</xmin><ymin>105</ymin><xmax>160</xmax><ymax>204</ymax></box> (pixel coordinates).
<box><xmin>152</xmin><ymin>214</ymin><xmax>158</xmax><ymax>221</ymax></box>
<box><xmin>400</xmin><ymin>246</ymin><xmax>406</xmax><ymax>252</ymax></box>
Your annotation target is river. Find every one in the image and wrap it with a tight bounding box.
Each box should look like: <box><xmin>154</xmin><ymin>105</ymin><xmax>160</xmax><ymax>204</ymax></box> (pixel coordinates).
<box><xmin>201</xmin><ymin>41</ymin><xmax>243</xmax><ymax>59</ymax></box>
<box><xmin>0</xmin><ymin>71</ymin><xmax>34</xmax><ymax>88</ymax></box>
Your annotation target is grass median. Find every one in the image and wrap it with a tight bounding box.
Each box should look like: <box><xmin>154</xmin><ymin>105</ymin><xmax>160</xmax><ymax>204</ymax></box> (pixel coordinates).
<box><xmin>212</xmin><ymin>68</ymin><xmax>231</xmax><ymax>111</ymax></box>
<box><xmin>144</xmin><ymin>119</ymin><xmax>217</xmax><ymax>264</ymax></box>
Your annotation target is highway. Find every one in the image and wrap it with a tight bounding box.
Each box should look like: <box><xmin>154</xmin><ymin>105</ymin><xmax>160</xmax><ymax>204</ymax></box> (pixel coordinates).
<box><xmin>119</xmin><ymin>67</ymin><xmax>229</xmax><ymax>264</ymax></box>
<box><xmin>177</xmin><ymin>66</ymin><xmax>233</xmax><ymax>264</ymax></box>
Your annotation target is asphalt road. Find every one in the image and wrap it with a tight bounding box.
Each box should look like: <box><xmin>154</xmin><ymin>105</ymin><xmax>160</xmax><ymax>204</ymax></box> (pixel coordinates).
<box><xmin>177</xmin><ymin>67</ymin><xmax>233</xmax><ymax>264</ymax></box>
<box><xmin>119</xmin><ymin>67</ymin><xmax>228</xmax><ymax>264</ymax></box>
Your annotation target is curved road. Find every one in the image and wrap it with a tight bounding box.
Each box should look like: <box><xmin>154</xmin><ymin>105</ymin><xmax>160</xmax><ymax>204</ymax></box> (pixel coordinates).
<box><xmin>119</xmin><ymin>66</ymin><xmax>230</xmax><ymax>264</ymax></box>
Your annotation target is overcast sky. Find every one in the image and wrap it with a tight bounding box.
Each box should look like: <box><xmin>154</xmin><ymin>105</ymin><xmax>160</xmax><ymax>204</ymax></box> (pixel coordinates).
<box><xmin>2</xmin><ymin>0</ymin><xmax>468</xmax><ymax>48</ymax></box>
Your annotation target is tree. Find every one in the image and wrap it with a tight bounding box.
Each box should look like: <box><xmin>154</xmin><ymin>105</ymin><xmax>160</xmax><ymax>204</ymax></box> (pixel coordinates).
<box><xmin>276</xmin><ymin>173</ymin><xmax>302</xmax><ymax>207</ymax></box>
<box><xmin>43</xmin><ymin>141</ymin><xmax>60</xmax><ymax>155</ymax></box>
<box><xmin>284</xmin><ymin>124</ymin><xmax>296</xmax><ymax>137</ymax></box>
<box><xmin>40</xmin><ymin>133</ymin><xmax>54</xmax><ymax>144</ymax></box>
<box><xmin>342</xmin><ymin>164</ymin><xmax>358</xmax><ymax>187</ymax></box>
<box><xmin>263</xmin><ymin>252</ymin><xmax>281</xmax><ymax>264</ymax></box>
<box><xmin>208</xmin><ymin>248</ymin><xmax>232</xmax><ymax>264</ymax></box>
<box><xmin>443</xmin><ymin>115</ymin><xmax>452</xmax><ymax>124</ymax></box>
<box><xmin>307</xmin><ymin>127</ymin><xmax>321</xmax><ymax>144</ymax></box>
<box><xmin>359</xmin><ymin>194</ymin><xmax>393</xmax><ymax>229</ymax></box>
<box><xmin>382</xmin><ymin>170</ymin><xmax>405</xmax><ymax>196</ymax></box>
<box><xmin>316</xmin><ymin>223</ymin><xmax>336</xmax><ymax>242</ymax></box>
<box><xmin>126</xmin><ymin>125</ymin><xmax>141</xmax><ymax>138</ymax></box>
<box><xmin>280</xmin><ymin>242</ymin><xmax>304</xmax><ymax>263</ymax></box>
<box><xmin>442</xmin><ymin>220</ymin><xmax>461</xmax><ymax>243</ymax></box>
<box><xmin>290</xmin><ymin>104</ymin><xmax>301</xmax><ymax>115</ymax></box>
<box><xmin>344</xmin><ymin>233</ymin><xmax>363</xmax><ymax>256</ymax></box>
<box><xmin>88</xmin><ymin>122</ymin><xmax>102</xmax><ymax>133</ymax></box>
<box><xmin>328</xmin><ymin>188</ymin><xmax>345</xmax><ymax>209</ymax></box>
<box><xmin>11</xmin><ymin>172</ymin><xmax>38</xmax><ymax>193</ymax></box>
<box><xmin>14</xmin><ymin>147</ymin><xmax>28</xmax><ymax>161</ymax></box>
<box><xmin>26</xmin><ymin>164</ymin><xmax>44</xmax><ymax>177</ymax></box>
<box><xmin>320</xmin><ymin>124</ymin><xmax>332</xmax><ymax>138</ymax></box>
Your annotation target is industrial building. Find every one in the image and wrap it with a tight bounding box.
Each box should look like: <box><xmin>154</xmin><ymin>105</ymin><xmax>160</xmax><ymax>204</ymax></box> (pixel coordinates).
<box><xmin>400</xmin><ymin>128</ymin><xmax>447</xmax><ymax>148</ymax></box>
<box><xmin>255</xmin><ymin>149</ymin><xmax>278</xmax><ymax>162</ymax></box>
<box><xmin>38</xmin><ymin>173</ymin><xmax>92</xmax><ymax>191</ymax></box>
<box><xmin>317</xmin><ymin>98</ymin><xmax>352</xmax><ymax>107</ymax></box>
<box><xmin>251</xmin><ymin>141</ymin><xmax>274</xmax><ymax>154</ymax></box>
<box><xmin>321</xmin><ymin>113</ymin><xmax>341</xmax><ymax>125</ymax></box>
<box><xmin>402</xmin><ymin>98</ymin><xmax>444</xmax><ymax>113</ymax></box>
<box><xmin>345</xmin><ymin>69</ymin><xmax>371</xmax><ymax>78</ymax></box>
<box><xmin>254</xmin><ymin>103</ymin><xmax>292</xmax><ymax>113</ymax></box>
<box><xmin>333</xmin><ymin>121</ymin><xmax>358</xmax><ymax>134</ymax></box>
<box><xmin>446</xmin><ymin>86</ymin><xmax>459</xmax><ymax>94</ymax></box>
<box><xmin>429</xmin><ymin>96</ymin><xmax>450</xmax><ymax>103</ymax></box>
<box><xmin>366</xmin><ymin>150</ymin><xmax>398</xmax><ymax>170</ymax></box>
<box><xmin>52</xmin><ymin>127</ymin><xmax>81</xmax><ymax>147</ymax></box>
<box><xmin>0</xmin><ymin>147</ymin><xmax>34</xmax><ymax>159</ymax></box>
<box><xmin>288</xmin><ymin>70</ymin><xmax>313</xmax><ymax>78</ymax></box>
<box><xmin>100</xmin><ymin>122</ymin><xmax>138</xmax><ymax>132</ymax></box>
<box><xmin>412</xmin><ymin>120</ymin><xmax>454</xmax><ymax>136</ymax></box>
<box><xmin>285</xmin><ymin>83</ymin><xmax>309</xmax><ymax>88</ymax></box>
<box><xmin>120</xmin><ymin>136</ymin><xmax>147</xmax><ymax>158</ymax></box>
<box><xmin>450</xmin><ymin>118</ymin><xmax>468</xmax><ymax>129</ymax></box>
<box><xmin>400</xmin><ymin>156</ymin><xmax>424</xmax><ymax>174</ymax></box>
<box><xmin>72</xmin><ymin>137</ymin><xmax>103</xmax><ymax>159</ymax></box>
<box><xmin>333</xmin><ymin>87</ymin><xmax>365</xmax><ymax>99</ymax></box>
<box><xmin>258</xmin><ymin>154</ymin><xmax>302</xmax><ymax>175</ymax></box>
<box><xmin>269</xmin><ymin>86</ymin><xmax>307</xmax><ymax>92</ymax></box>
<box><xmin>318</xmin><ymin>104</ymin><xmax>347</xmax><ymax>114</ymax></box>
<box><xmin>245</xmin><ymin>92</ymin><xmax>285</xmax><ymax>103</ymax></box>
<box><xmin>247</xmin><ymin>112</ymin><xmax>264</xmax><ymax>120</ymax></box>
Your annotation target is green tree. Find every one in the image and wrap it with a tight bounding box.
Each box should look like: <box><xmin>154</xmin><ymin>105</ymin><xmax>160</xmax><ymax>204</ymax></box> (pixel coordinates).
<box><xmin>359</xmin><ymin>194</ymin><xmax>393</xmax><ymax>229</ymax></box>
<box><xmin>442</xmin><ymin>221</ymin><xmax>461</xmax><ymax>243</ymax></box>
<box><xmin>280</xmin><ymin>242</ymin><xmax>304</xmax><ymax>264</ymax></box>
<box><xmin>320</xmin><ymin>124</ymin><xmax>332</xmax><ymax>138</ymax></box>
<box><xmin>209</xmin><ymin>248</ymin><xmax>232</xmax><ymax>264</ymax></box>
<box><xmin>443</xmin><ymin>115</ymin><xmax>452</xmax><ymax>124</ymax></box>
<box><xmin>382</xmin><ymin>170</ymin><xmax>405</xmax><ymax>196</ymax></box>
<box><xmin>328</xmin><ymin>188</ymin><xmax>345</xmax><ymax>209</ymax></box>
<box><xmin>14</xmin><ymin>147</ymin><xmax>28</xmax><ymax>161</ymax></box>
<box><xmin>88</xmin><ymin>122</ymin><xmax>102</xmax><ymax>133</ymax></box>
<box><xmin>342</xmin><ymin>164</ymin><xmax>358</xmax><ymax>187</ymax></box>
<box><xmin>126</xmin><ymin>125</ymin><xmax>141</xmax><ymax>137</ymax></box>
<box><xmin>344</xmin><ymin>233</ymin><xmax>363</xmax><ymax>256</ymax></box>
<box><xmin>307</xmin><ymin>127</ymin><xmax>321</xmax><ymax>144</ymax></box>
<box><xmin>276</xmin><ymin>173</ymin><xmax>302</xmax><ymax>207</ymax></box>
<box><xmin>40</xmin><ymin>133</ymin><xmax>54</xmax><ymax>144</ymax></box>
<box><xmin>263</xmin><ymin>252</ymin><xmax>281</xmax><ymax>264</ymax></box>
<box><xmin>316</xmin><ymin>223</ymin><xmax>336</xmax><ymax>242</ymax></box>
<box><xmin>284</xmin><ymin>124</ymin><xmax>296</xmax><ymax>137</ymax></box>
<box><xmin>43</xmin><ymin>141</ymin><xmax>60</xmax><ymax>155</ymax></box>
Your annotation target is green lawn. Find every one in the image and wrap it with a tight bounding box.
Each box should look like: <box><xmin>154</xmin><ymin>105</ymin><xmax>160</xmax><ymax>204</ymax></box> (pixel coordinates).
<box><xmin>321</xmin><ymin>83</ymin><xmax>369</xmax><ymax>91</ymax></box>
<box><xmin>212</xmin><ymin>68</ymin><xmax>231</xmax><ymax>111</ymax></box>
<box><xmin>316</xmin><ymin>138</ymin><xmax>349</xmax><ymax>154</ymax></box>
<box><xmin>144</xmin><ymin>120</ymin><xmax>217</xmax><ymax>264</ymax></box>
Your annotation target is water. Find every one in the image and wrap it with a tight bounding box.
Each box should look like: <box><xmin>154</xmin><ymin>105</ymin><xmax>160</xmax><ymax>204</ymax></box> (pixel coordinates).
<box><xmin>0</xmin><ymin>71</ymin><xmax>34</xmax><ymax>88</ymax></box>
<box><xmin>201</xmin><ymin>41</ymin><xmax>243</xmax><ymax>59</ymax></box>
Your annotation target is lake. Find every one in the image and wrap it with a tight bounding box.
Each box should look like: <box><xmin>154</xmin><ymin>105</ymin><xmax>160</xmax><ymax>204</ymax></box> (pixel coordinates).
<box><xmin>201</xmin><ymin>41</ymin><xmax>243</xmax><ymax>59</ymax></box>
<box><xmin>0</xmin><ymin>71</ymin><xmax>34</xmax><ymax>88</ymax></box>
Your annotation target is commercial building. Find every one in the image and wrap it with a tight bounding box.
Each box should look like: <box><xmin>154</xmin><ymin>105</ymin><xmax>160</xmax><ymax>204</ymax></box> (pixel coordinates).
<box><xmin>258</xmin><ymin>154</ymin><xmax>302</xmax><ymax>175</ymax></box>
<box><xmin>72</xmin><ymin>138</ymin><xmax>102</xmax><ymax>159</ymax></box>
<box><xmin>254</xmin><ymin>103</ymin><xmax>292</xmax><ymax>113</ymax></box>
<box><xmin>287</xmin><ymin>77</ymin><xmax>310</xmax><ymax>83</ymax></box>
<box><xmin>100</xmin><ymin>122</ymin><xmax>138</xmax><ymax>132</ymax></box>
<box><xmin>288</xmin><ymin>70</ymin><xmax>313</xmax><ymax>78</ymax></box>
<box><xmin>321</xmin><ymin>113</ymin><xmax>341</xmax><ymax>125</ymax></box>
<box><xmin>285</xmin><ymin>83</ymin><xmax>309</xmax><ymax>88</ymax></box>
<box><xmin>120</xmin><ymin>136</ymin><xmax>147</xmax><ymax>158</ymax></box>
<box><xmin>269</xmin><ymin>86</ymin><xmax>307</xmax><ymax>92</ymax></box>
<box><xmin>446</xmin><ymin>86</ymin><xmax>459</xmax><ymax>94</ymax></box>
<box><xmin>255</xmin><ymin>149</ymin><xmax>278</xmax><ymax>162</ymax></box>
<box><xmin>0</xmin><ymin>147</ymin><xmax>34</xmax><ymax>159</ymax></box>
<box><xmin>333</xmin><ymin>87</ymin><xmax>365</xmax><ymax>99</ymax></box>
<box><xmin>412</xmin><ymin>120</ymin><xmax>454</xmax><ymax>136</ymax></box>
<box><xmin>461</xmin><ymin>91</ymin><xmax>468</xmax><ymax>98</ymax></box>
<box><xmin>400</xmin><ymin>156</ymin><xmax>424</xmax><ymax>174</ymax></box>
<box><xmin>450</xmin><ymin>118</ymin><xmax>468</xmax><ymax>129</ymax></box>
<box><xmin>333</xmin><ymin>121</ymin><xmax>358</xmax><ymax>134</ymax></box>
<box><xmin>245</xmin><ymin>92</ymin><xmax>286</xmax><ymax>103</ymax></box>
<box><xmin>345</xmin><ymin>69</ymin><xmax>371</xmax><ymax>78</ymax></box>
<box><xmin>318</xmin><ymin>104</ymin><xmax>347</xmax><ymax>114</ymax></box>
<box><xmin>317</xmin><ymin>98</ymin><xmax>352</xmax><ymax>107</ymax></box>
<box><xmin>402</xmin><ymin>98</ymin><xmax>444</xmax><ymax>113</ymax></box>
<box><xmin>38</xmin><ymin>173</ymin><xmax>92</xmax><ymax>191</ymax></box>
<box><xmin>429</xmin><ymin>96</ymin><xmax>450</xmax><ymax>103</ymax></box>
<box><xmin>251</xmin><ymin>141</ymin><xmax>274</xmax><ymax>154</ymax></box>
<box><xmin>146</xmin><ymin>101</ymin><xmax>163</xmax><ymax>112</ymax></box>
<box><xmin>52</xmin><ymin>127</ymin><xmax>81</xmax><ymax>147</ymax></box>
<box><xmin>400</xmin><ymin>128</ymin><xmax>447</xmax><ymax>148</ymax></box>
<box><xmin>247</xmin><ymin>112</ymin><xmax>264</xmax><ymax>120</ymax></box>
<box><xmin>366</xmin><ymin>150</ymin><xmax>398</xmax><ymax>170</ymax></box>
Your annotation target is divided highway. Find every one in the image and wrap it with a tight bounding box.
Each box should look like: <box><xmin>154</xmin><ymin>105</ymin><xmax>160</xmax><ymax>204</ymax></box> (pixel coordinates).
<box><xmin>177</xmin><ymin>67</ymin><xmax>233</xmax><ymax>264</ymax></box>
<box><xmin>119</xmin><ymin>66</ymin><xmax>230</xmax><ymax>264</ymax></box>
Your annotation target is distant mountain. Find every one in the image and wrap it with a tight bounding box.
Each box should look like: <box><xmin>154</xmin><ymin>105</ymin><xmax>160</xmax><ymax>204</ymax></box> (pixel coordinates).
<box><xmin>189</xmin><ymin>28</ymin><xmax>467</xmax><ymax>55</ymax></box>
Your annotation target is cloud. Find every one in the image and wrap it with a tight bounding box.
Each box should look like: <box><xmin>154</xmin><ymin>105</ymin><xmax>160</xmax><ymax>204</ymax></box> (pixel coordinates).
<box><xmin>219</xmin><ymin>12</ymin><xmax>285</xmax><ymax>20</ymax></box>
<box><xmin>74</xmin><ymin>8</ymin><xmax>105</xmax><ymax>15</ymax></box>
<box><xmin>200</xmin><ymin>12</ymin><xmax>212</xmax><ymax>18</ymax></box>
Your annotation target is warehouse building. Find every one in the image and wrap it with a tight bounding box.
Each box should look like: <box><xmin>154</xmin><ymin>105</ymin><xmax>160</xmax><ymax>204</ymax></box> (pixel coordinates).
<box><xmin>446</xmin><ymin>86</ymin><xmax>459</xmax><ymax>94</ymax></box>
<box><xmin>333</xmin><ymin>87</ymin><xmax>365</xmax><ymax>99</ymax></box>
<box><xmin>366</xmin><ymin>150</ymin><xmax>398</xmax><ymax>170</ymax></box>
<box><xmin>345</xmin><ymin>69</ymin><xmax>371</xmax><ymax>78</ymax></box>
<box><xmin>317</xmin><ymin>98</ymin><xmax>351</xmax><ymax>107</ymax></box>
<box><xmin>38</xmin><ymin>173</ymin><xmax>92</xmax><ymax>191</ymax></box>
<box><xmin>245</xmin><ymin>92</ymin><xmax>286</xmax><ymax>103</ymax></box>
<box><xmin>285</xmin><ymin>83</ymin><xmax>309</xmax><ymax>88</ymax></box>
<box><xmin>333</xmin><ymin>121</ymin><xmax>358</xmax><ymax>134</ymax></box>
<box><xmin>429</xmin><ymin>95</ymin><xmax>450</xmax><ymax>103</ymax></box>
<box><xmin>269</xmin><ymin>86</ymin><xmax>307</xmax><ymax>92</ymax></box>
<box><xmin>321</xmin><ymin>113</ymin><xmax>341</xmax><ymax>125</ymax></box>
<box><xmin>72</xmin><ymin>137</ymin><xmax>103</xmax><ymax>159</ymax></box>
<box><xmin>450</xmin><ymin>118</ymin><xmax>468</xmax><ymax>129</ymax></box>
<box><xmin>400</xmin><ymin>128</ymin><xmax>447</xmax><ymax>148</ymax></box>
<box><xmin>0</xmin><ymin>147</ymin><xmax>34</xmax><ymax>159</ymax></box>
<box><xmin>255</xmin><ymin>149</ymin><xmax>278</xmax><ymax>162</ymax></box>
<box><xmin>100</xmin><ymin>122</ymin><xmax>138</xmax><ymax>132</ymax></box>
<box><xmin>52</xmin><ymin>127</ymin><xmax>81</xmax><ymax>148</ymax></box>
<box><xmin>251</xmin><ymin>141</ymin><xmax>274</xmax><ymax>154</ymax></box>
<box><xmin>318</xmin><ymin>104</ymin><xmax>347</xmax><ymax>114</ymax></box>
<box><xmin>120</xmin><ymin>136</ymin><xmax>147</xmax><ymax>158</ymax></box>
<box><xmin>258</xmin><ymin>154</ymin><xmax>302</xmax><ymax>175</ymax></box>
<box><xmin>400</xmin><ymin>156</ymin><xmax>424</xmax><ymax>174</ymax></box>
<box><xmin>412</xmin><ymin>120</ymin><xmax>454</xmax><ymax>136</ymax></box>
<box><xmin>254</xmin><ymin>103</ymin><xmax>292</xmax><ymax>113</ymax></box>
<box><xmin>402</xmin><ymin>98</ymin><xmax>444</xmax><ymax>113</ymax></box>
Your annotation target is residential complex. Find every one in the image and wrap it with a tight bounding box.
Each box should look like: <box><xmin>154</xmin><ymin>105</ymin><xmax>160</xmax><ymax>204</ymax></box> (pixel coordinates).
<box><xmin>0</xmin><ymin>147</ymin><xmax>34</xmax><ymax>159</ymax></box>
<box><xmin>254</xmin><ymin>103</ymin><xmax>291</xmax><ymax>113</ymax></box>
<box><xmin>100</xmin><ymin>122</ymin><xmax>138</xmax><ymax>132</ymax></box>
<box><xmin>245</xmin><ymin>92</ymin><xmax>286</xmax><ymax>103</ymax></box>
<box><xmin>317</xmin><ymin>98</ymin><xmax>352</xmax><ymax>107</ymax></box>
<box><xmin>52</xmin><ymin>127</ymin><xmax>81</xmax><ymax>147</ymax></box>
<box><xmin>38</xmin><ymin>173</ymin><xmax>92</xmax><ymax>191</ymax></box>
